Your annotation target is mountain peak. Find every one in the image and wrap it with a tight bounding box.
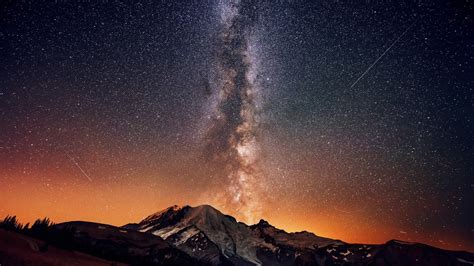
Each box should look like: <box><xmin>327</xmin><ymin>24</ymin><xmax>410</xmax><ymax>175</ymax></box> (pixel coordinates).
<box><xmin>256</xmin><ymin>219</ymin><xmax>271</xmax><ymax>227</ymax></box>
<box><xmin>192</xmin><ymin>204</ymin><xmax>219</xmax><ymax>212</ymax></box>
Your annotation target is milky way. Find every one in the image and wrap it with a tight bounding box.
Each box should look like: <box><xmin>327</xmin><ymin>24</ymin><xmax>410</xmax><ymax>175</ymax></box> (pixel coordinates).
<box><xmin>205</xmin><ymin>0</ymin><xmax>264</xmax><ymax>223</ymax></box>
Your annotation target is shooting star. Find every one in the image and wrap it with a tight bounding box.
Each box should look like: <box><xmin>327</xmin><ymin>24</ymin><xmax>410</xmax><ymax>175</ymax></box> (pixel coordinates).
<box><xmin>65</xmin><ymin>152</ymin><xmax>92</xmax><ymax>182</ymax></box>
<box><xmin>349</xmin><ymin>21</ymin><xmax>416</xmax><ymax>89</ymax></box>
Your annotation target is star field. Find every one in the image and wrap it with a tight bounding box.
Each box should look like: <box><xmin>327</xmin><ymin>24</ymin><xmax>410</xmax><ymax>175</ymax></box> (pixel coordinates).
<box><xmin>0</xmin><ymin>0</ymin><xmax>472</xmax><ymax>251</ymax></box>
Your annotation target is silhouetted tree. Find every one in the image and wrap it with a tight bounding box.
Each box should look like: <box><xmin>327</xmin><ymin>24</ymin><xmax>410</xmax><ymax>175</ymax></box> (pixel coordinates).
<box><xmin>0</xmin><ymin>215</ymin><xmax>24</xmax><ymax>231</ymax></box>
<box><xmin>29</xmin><ymin>217</ymin><xmax>54</xmax><ymax>239</ymax></box>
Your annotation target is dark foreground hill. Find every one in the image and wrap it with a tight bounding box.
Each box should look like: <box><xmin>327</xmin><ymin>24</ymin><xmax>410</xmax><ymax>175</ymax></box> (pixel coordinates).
<box><xmin>1</xmin><ymin>205</ymin><xmax>473</xmax><ymax>266</ymax></box>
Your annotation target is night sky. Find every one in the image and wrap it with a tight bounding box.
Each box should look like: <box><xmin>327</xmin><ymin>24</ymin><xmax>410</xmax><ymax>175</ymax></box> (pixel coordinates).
<box><xmin>1</xmin><ymin>0</ymin><xmax>473</xmax><ymax>251</ymax></box>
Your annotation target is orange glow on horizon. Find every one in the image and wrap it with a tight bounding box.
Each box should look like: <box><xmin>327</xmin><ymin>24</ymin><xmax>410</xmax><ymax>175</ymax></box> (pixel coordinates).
<box><xmin>1</xmin><ymin>172</ymin><xmax>472</xmax><ymax>253</ymax></box>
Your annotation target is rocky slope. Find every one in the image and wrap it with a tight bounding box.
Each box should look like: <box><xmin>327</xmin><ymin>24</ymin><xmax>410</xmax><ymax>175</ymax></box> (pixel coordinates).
<box><xmin>53</xmin><ymin>221</ymin><xmax>202</xmax><ymax>265</ymax></box>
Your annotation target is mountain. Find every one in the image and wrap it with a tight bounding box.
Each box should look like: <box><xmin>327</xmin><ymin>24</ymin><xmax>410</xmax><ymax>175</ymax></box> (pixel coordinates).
<box><xmin>122</xmin><ymin>204</ymin><xmax>474</xmax><ymax>266</ymax></box>
<box><xmin>125</xmin><ymin>205</ymin><xmax>343</xmax><ymax>265</ymax></box>
<box><xmin>1</xmin><ymin>204</ymin><xmax>473</xmax><ymax>266</ymax></box>
<box><xmin>125</xmin><ymin>204</ymin><xmax>274</xmax><ymax>265</ymax></box>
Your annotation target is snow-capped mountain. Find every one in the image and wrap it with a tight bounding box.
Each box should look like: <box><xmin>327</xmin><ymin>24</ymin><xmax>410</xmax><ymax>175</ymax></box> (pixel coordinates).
<box><xmin>122</xmin><ymin>204</ymin><xmax>474</xmax><ymax>266</ymax></box>
<box><xmin>125</xmin><ymin>205</ymin><xmax>272</xmax><ymax>265</ymax></box>
<box><xmin>123</xmin><ymin>205</ymin><xmax>343</xmax><ymax>265</ymax></box>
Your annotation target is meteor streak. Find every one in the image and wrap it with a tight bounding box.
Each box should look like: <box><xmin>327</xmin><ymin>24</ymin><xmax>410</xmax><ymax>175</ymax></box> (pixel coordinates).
<box><xmin>66</xmin><ymin>152</ymin><xmax>92</xmax><ymax>182</ymax></box>
<box><xmin>349</xmin><ymin>21</ymin><xmax>416</xmax><ymax>89</ymax></box>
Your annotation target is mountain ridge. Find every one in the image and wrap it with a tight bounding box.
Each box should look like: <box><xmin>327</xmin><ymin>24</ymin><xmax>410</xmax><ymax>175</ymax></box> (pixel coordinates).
<box><xmin>120</xmin><ymin>204</ymin><xmax>474</xmax><ymax>265</ymax></box>
<box><xmin>1</xmin><ymin>204</ymin><xmax>473</xmax><ymax>266</ymax></box>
